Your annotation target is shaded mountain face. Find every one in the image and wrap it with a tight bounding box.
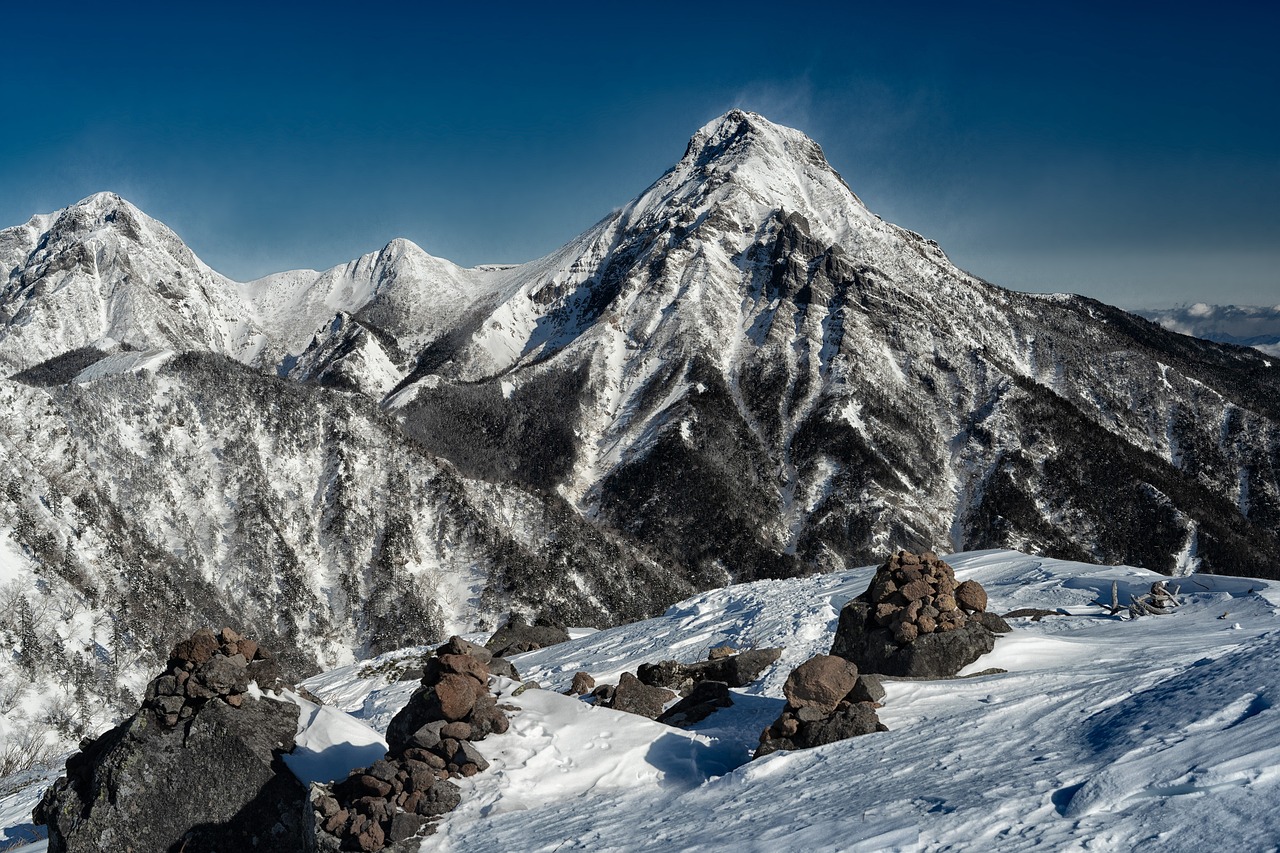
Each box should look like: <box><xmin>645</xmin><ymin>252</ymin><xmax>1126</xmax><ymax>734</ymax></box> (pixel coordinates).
<box><xmin>2</xmin><ymin>110</ymin><xmax>1278</xmax><ymax>745</ymax></box>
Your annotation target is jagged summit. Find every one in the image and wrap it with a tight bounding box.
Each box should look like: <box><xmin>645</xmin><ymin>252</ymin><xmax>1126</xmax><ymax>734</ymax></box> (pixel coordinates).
<box><xmin>683</xmin><ymin>109</ymin><xmax>837</xmax><ymax>178</ymax></box>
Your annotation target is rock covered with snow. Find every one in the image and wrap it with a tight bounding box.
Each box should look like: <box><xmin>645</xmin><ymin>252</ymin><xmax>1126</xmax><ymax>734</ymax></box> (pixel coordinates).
<box><xmin>34</xmin><ymin>628</ymin><xmax>308</xmax><ymax>853</ymax></box>
<box><xmin>830</xmin><ymin>550</ymin><xmax>1004</xmax><ymax>677</ymax></box>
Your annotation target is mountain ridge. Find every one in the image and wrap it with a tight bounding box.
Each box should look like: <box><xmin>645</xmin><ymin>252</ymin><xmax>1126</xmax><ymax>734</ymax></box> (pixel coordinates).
<box><xmin>2</xmin><ymin>111</ymin><xmax>1278</xmax><ymax>767</ymax></box>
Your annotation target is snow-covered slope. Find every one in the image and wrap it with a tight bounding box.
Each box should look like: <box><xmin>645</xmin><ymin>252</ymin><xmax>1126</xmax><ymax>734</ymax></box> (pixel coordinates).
<box><xmin>278</xmin><ymin>550</ymin><xmax>1280</xmax><ymax>852</ymax></box>
<box><xmin>242</xmin><ymin>237</ymin><xmax>508</xmax><ymax>364</ymax></box>
<box><xmin>0</xmin><ymin>353</ymin><xmax>692</xmax><ymax>777</ymax></box>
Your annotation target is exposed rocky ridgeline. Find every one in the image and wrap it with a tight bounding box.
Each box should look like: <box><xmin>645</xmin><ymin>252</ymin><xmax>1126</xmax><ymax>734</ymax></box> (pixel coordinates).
<box><xmin>831</xmin><ymin>551</ymin><xmax>1009</xmax><ymax>678</ymax></box>
<box><xmin>34</xmin><ymin>629</ymin><xmax>310</xmax><ymax>853</ymax></box>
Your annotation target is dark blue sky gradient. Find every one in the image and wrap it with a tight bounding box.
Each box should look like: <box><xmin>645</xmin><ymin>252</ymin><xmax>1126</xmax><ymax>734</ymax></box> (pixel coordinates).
<box><xmin>2</xmin><ymin>1</ymin><xmax>1276</xmax><ymax>307</ymax></box>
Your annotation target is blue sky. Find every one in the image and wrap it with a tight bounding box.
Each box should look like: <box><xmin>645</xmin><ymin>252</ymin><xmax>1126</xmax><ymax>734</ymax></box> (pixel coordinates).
<box><xmin>2</xmin><ymin>1</ymin><xmax>1276</xmax><ymax>308</ymax></box>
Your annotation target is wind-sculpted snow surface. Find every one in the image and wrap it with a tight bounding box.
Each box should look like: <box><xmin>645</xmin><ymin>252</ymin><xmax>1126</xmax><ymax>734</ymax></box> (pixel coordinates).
<box><xmin>280</xmin><ymin>550</ymin><xmax>1280</xmax><ymax>853</ymax></box>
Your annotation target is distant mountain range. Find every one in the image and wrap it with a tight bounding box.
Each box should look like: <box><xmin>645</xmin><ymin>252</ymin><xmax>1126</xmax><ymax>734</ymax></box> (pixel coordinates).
<box><xmin>1136</xmin><ymin>304</ymin><xmax>1280</xmax><ymax>357</ymax></box>
<box><xmin>1</xmin><ymin>111</ymin><xmax>1278</xmax><ymax>752</ymax></box>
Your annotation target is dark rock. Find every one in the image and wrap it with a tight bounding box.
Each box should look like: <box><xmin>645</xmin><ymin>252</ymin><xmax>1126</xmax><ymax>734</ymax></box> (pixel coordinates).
<box><xmin>488</xmin><ymin>657</ymin><xmax>519</xmax><ymax>680</ymax></box>
<box><xmin>969</xmin><ymin>611</ymin><xmax>1012</xmax><ymax>634</ymax></box>
<box><xmin>36</xmin><ymin>697</ymin><xmax>307</xmax><ymax>853</ymax></box>
<box><xmin>609</xmin><ymin>672</ymin><xmax>675</xmax><ymax>719</ymax></box>
<box><xmin>194</xmin><ymin>654</ymin><xmax>249</xmax><ymax>695</ymax></box>
<box><xmin>637</xmin><ymin>647</ymin><xmax>782</xmax><ymax>692</ymax></box>
<box><xmin>453</xmin><ymin>740</ymin><xmax>490</xmax><ymax>772</ymax></box>
<box><xmin>485</xmin><ymin>615</ymin><xmax>570</xmax><ymax>656</ymax></box>
<box><xmin>568</xmin><ymin>672</ymin><xmax>596</xmax><ymax>695</ymax></box>
<box><xmin>1002</xmin><ymin>608</ymin><xmax>1062</xmax><ymax>621</ymax></box>
<box><xmin>409</xmin><ymin>721</ymin><xmax>446</xmax><ymax>751</ymax></box>
<box><xmin>656</xmin><ymin>680</ymin><xmax>733</xmax><ymax>727</ymax></box>
<box><xmin>783</xmin><ymin>655</ymin><xmax>859</xmax><ymax>714</ymax></box>
<box><xmin>414</xmin><ymin>779</ymin><xmax>461</xmax><ymax>817</ymax></box>
<box><xmin>955</xmin><ymin>580</ymin><xmax>988</xmax><ymax>613</ymax></box>
<box><xmin>847</xmin><ymin>674</ymin><xmax>885</xmax><ymax>704</ymax></box>
<box><xmin>803</xmin><ymin>702</ymin><xmax>883</xmax><ymax>744</ymax></box>
<box><xmin>368</xmin><ymin>759</ymin><xmax>399</xmax><ymax>783</ymax></box>
<box><xmin>388</xmin><ymin>812</ymin><xmax>423</xmax><ymax>843</ymax></box>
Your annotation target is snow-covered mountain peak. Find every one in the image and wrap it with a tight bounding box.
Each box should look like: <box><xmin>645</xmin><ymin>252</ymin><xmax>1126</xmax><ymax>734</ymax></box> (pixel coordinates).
<box><xmin>684</xmin><ymin>109</ymin><xmax>833</xmax><ymax>177</ymax></box>
<box><xmin>0</xmin><ymin>193</ymin><xmax>269</xmax><ymax>372</ymax></box>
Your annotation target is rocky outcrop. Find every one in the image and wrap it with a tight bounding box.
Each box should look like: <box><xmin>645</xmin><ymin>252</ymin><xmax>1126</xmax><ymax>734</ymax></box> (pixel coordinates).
<box><xmin>830</xmin><ymin>551</ymin><xmax>1005</xmax><ymax>678</ymax></box>
<box><xmin>656</xmin><ymin>681</ymin><xmax>733</xmax><ymax>727</ymax></box>
<box><xmin>311</xmin><ymin>636</ymin><xmax>509</xmax><ymax>851</ymax></box>
<box><xmin>34</xmin><ymin>628</ymin><xmax>308</xmax><ymax>853</ymax></box>
<box><xmin>636</xmin><ymin>647</ymin><xmax>782</xmax><ymax>694</ymax></box>
<box><xmin>485</xmin><ymin>615</ymin><xmax>571</xmax><ymax>657</ymax></box>
<box><xmin>605</xmin><ymin>672</ymin><xmax>676</xmax><ymax>719</ymax></box>
<box><xmin>756</xmin><ymin>655</ymin><xmax>887</xmax><ymax>757</ymax></box>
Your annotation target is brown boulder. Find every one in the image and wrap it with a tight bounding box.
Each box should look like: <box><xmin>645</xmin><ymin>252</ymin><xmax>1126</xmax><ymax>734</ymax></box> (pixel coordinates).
<box><xmin>568</xmin><ymin>672</ymin><xmax>596</xmax><ymax>695</ymax></box>
<box><xmin>899</xmin><ymin>579</ymin><xmax>933</xmax><ymax>601</ymax></box>
<box><xmin>433</xmin><ymin>674</ymin><xmax>479</xmax><ymax>721</ymax></box>
<box><xmin>955</xmin><ymin>580</ymin><xmax>988</xmax><ymax>613</ymax></box>
<box><xmin>783</xmin><ymin>655</ymin><xmax>859</xmax><ymax>714</ymax></box>
<box><xmin>439</xmin><ymin>653</ymin><xmax>491</xmax><ymax>686</ymax></box>
<box><xmin>171</xmin><ymin>628</ymin><xmax>219</xmax><ymax>666</ymax></box>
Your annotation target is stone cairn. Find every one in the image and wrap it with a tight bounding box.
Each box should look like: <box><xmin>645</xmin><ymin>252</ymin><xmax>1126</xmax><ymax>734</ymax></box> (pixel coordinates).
<box><xmin>36</xmin><ymin>628</ymin><xmax>308</xmax><ymax>853</ymax></box>
<box><xmin>755</xmin><ymin>654</ymin><xmax>887</xmax><ymax>757</ymax></box>
<box><xmin>830</xmin><ymin>550</ymin><xmax>1008</xmax><ymax>679</ymax></box>
<box><xmin>864</xmin><ymin>550</ymin><xmax>987</xmax><ymax>643</ymax></box>
<box><xmin>310</xmin><ymin>636</ymin><xmax>513</xmax><ymax>852</ymax></box>
<box><xmin>144</xmin><ymin>626</ymin><xmax>285</xmax><ymax>727</ymax></box>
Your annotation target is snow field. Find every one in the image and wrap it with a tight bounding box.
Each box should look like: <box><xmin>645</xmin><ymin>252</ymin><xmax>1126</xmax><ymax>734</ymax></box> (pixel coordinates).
<box><xmin>298</xmin><ymin>549</ymin><xmax>1280</xmax><ymax>852</ymax></box>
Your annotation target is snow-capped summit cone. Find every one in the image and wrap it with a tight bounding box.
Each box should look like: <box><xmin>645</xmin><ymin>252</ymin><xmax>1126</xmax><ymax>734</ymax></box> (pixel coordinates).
<box><xmin>394</xmin><ymin>110</ymin><xmax>1280</xmax><ymax>583</ymax></box>
<box><xmin>0</xmin><ymin>192</ymin><xmax>268</xmax><ymax>373</ymax></box>
<box><xmin>242</xmin><ymin>236</ymin><xmax>508</xmax><ymax>363</ymax></box>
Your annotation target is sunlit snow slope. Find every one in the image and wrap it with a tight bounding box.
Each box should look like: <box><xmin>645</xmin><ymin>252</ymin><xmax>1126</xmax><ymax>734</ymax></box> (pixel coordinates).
<box><xmin>294</xmin><ymin>549</ymin><xmax>1280</xmax><ymax>853</ymax></box>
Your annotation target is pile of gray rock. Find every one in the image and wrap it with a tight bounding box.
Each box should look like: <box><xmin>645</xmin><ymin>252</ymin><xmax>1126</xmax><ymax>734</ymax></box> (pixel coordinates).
<box><xmin>35</xmin><ymin>628</ymin><xmax>309</xmax><ymax>853</ymax></box>
<box><xmin>755</xmin><ymin>654</ymin><xmax>887</xmax><ymax>757</ymax></box>
<box><xmin>830</xmin><ymin>550</ymin><xmax>1009</xmax><ymax>678</ymax></box>
<box><xmin>310</xmin><ymin>636</ymin><xmax>513</xmax><ymax>851</ymax></box>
